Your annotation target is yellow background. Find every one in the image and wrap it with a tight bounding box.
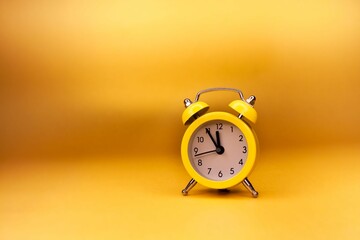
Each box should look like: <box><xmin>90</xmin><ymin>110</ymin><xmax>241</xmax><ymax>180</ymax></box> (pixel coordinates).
<box><xmin>1</xmin><ymin>1</ymin><xmax>360</xmax><ymax>239</ymax></box>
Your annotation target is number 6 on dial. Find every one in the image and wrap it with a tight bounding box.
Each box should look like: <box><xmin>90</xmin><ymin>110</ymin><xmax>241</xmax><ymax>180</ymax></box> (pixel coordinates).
<box><xmin>180</xmin><ymin>88</ymin><xmax>259</xmax><ymax>197</ymax></box>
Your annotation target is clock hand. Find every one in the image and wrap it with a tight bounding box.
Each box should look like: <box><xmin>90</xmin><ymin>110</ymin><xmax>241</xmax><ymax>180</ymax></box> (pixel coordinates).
<box><xmin>194</xmin><ymin>149</ymin><xmax>217</xmax><ymax>157</ymax></box>
<box><xmin>206</xmin><ymin>128</ymin><xmax>218</xmax><ymax>148</ymax></box>
<box><xmin>205</xmin><ymin>129</ymin><xmax>225</xmax><ymax>155</ymax></box>
<box><xmin>216</xmin><ymin>131</ymin><xmax>221</xmax><ymax>147</ymax></box>
<box><xmin>215</xmin><ymin>130</ymin><xmax>225</xmax><ymax>154</ymax></box>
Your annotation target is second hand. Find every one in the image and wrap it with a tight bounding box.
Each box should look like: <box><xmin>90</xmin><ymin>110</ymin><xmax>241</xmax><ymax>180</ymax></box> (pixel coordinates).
<box><xmin>194</xmin><ymin>149</ymin><xmax>217</xmax><ymax>157</ymax></box>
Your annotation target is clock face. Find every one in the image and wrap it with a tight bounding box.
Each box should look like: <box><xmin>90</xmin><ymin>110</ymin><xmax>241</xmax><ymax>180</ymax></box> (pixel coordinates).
<box><xmin>188</xmin><ymin>120</ymin><xmax>248</xmax><ymax>181</ymax></box>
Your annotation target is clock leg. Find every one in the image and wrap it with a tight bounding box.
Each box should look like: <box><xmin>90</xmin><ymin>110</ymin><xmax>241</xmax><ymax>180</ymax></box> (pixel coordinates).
<box><xmin>242</xmin><ymin>178</ymin><xmax>258</xmax><ymax>198</ymax></box>
<box><xmin>182</xmin><ymin>178</ymin><xmax>197</xmax><ymax>196</ymax></box>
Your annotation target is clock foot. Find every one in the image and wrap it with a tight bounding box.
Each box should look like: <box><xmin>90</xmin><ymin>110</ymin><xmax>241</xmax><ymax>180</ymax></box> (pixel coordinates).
<box><xmin>242</xmin><ymin>178</ymin><xmax>258</xmax><ymax>198</ymax></box>
<box><xmin>182</xmin><ymin>178</ymin><xmax>197</xmax><ymax>196</ymax></box>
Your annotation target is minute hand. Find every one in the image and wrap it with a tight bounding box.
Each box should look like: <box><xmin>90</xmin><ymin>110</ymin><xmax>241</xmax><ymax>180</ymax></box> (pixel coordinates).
<box><xmin>206</xmin><ymin>128</ymin><xmax>218</xmax><ymax>147</ymax></box>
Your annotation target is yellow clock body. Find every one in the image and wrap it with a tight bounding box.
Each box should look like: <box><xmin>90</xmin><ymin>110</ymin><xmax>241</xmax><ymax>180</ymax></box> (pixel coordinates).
<box><xmin>181</xmin><ymin>111</ymin><xmax>257</xmax><ymax>189</ymax></box>
<box><xmin>180</xmin><ymin>88</ymin><xmax>259</xmax><ymax>197</ymax></box>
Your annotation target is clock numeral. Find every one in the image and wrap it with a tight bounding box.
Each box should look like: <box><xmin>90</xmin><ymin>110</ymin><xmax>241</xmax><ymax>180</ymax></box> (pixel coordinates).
<box><xmin>230</xmin><ymin>126</ymin><xmax>234</xmax><ymax>132</ymax></box>
<box><xmin>239</xmin><ymin>159</ymin><xmax>243</xmax><ymax>165</ymax></box>
<box><xmin>197</xmin><ymin>136</ymin><xmax>204</xmax><ymax>143</ymax></box>
<box><xmin>216</xmin><ymin>123</ymin><xmax>223</xmax><ymax>130</ymax></box>
<box><xmin>218</xmin><ymin>171</ymin><xmax>223</xmax><ymax>178</ymax></box>
<box><xmin>194</xmin><ymin>147</ymin><xmax>199</xmax><ymax>154</ymax></box>
<box><xmin>197</xmin><ymin>159</ymin><xmax>202</xmax><ymax>166</ymax></box>
<box><xmin>242</xmin><ymin>146</ymin><xmax>247</xmax><ymax>153</ymax></box>
<box><xmin>230</xmin><ymin>168</ymin><xmax>235</xmax><ymax>175</ymax></box>
<box><xmin>207</xmin><ymin>168</ymin><xmax>212</xmax><ymax>174</ymax></box>
<box><xmin>239</xmin><ymin>135</ymin><xmax>243</xmax><ymax>142</ymax></box>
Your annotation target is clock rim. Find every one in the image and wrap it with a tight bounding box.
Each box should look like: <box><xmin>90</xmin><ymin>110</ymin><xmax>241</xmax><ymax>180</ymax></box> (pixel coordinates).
<box><xmin>181</xmin><ymin>111</ymin><xmax>257</xmax><ymax>189</ymax></box>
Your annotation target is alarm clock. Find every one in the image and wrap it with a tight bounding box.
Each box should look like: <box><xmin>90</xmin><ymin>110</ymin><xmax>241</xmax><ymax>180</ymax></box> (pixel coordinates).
<box><xmin>180</xmin><ymin>88</ymin><xmax>259</xmax><ymax>197</ymax></box>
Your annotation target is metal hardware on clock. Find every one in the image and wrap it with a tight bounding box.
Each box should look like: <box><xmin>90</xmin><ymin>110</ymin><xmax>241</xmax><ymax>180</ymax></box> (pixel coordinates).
<box><xmin>180</xmin><ymin>87</ymin><xmax>259</xmax><ymax>197</ymax></box>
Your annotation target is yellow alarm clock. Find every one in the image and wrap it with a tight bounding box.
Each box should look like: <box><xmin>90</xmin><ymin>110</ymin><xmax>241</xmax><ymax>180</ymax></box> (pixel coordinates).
<box><xmin>181</xmin><ymin>88</ymin><xmax>259</xmax><ymax>197</ymax></box>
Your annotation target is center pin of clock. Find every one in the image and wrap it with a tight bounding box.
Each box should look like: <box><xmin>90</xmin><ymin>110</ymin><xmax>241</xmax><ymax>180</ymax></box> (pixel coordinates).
<box><xmin>216</xmin><ymin>145</ymin><xmax>225</xmax><ymax>155</ymax></box>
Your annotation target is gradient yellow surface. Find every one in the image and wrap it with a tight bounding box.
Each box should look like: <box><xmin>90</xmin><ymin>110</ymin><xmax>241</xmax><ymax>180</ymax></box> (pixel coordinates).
<box><xmin>1</xmin><ymin>1</ymin><xmax>360</xmax><ymax>239</ymax></box>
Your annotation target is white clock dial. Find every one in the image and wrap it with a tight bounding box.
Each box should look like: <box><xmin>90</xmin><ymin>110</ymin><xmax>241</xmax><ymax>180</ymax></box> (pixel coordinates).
<box><xmin>188</xmin><ymin>120</ymin><xmax>248</xmax><ymax>181</ymax></box>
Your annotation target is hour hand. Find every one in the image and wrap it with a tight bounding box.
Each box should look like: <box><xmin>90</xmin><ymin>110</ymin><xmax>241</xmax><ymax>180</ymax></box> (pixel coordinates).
<box><xmin>215</xmin><ymin>131</ymin><xmax>224</xmax><ymax>154</ymax></box>
<box><xmin>216</xmin><ymin>130</ymin><xmax>221</xmax><ymax>147</ymax></box>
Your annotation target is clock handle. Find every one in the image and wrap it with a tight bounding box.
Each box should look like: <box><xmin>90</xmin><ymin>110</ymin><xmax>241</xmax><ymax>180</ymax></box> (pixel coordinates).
<box><xmin>195</xmin><ymin>87</ymin><xmax>246</xmax><ymax>102</ymax></box>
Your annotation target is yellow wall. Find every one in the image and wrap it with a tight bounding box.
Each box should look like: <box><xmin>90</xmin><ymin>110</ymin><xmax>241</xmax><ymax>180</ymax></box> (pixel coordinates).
<box><xmin>1</xmin><ymin>1</ymin><xmax>360</xmax><ymax>159</ymax></box>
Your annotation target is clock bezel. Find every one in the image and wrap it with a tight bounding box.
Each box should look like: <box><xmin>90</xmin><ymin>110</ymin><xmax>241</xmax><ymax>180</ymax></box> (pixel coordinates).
<box><xmin>181</xmin><ymin>111</ymin><xmax>257</xmax><ymax>189</ymax></box>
